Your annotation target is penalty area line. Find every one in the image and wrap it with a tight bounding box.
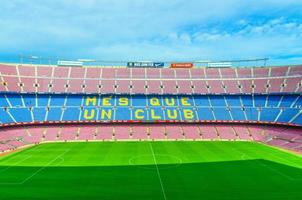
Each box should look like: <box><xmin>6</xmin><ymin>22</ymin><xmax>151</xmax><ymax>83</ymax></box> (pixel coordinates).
<box><xmin>0</xmin><ymin>155</ymin><xmax>32</xmax><ymax>172</ymax></box>
<box><xmin>0</xmin><ymin>148</ymin><xmax>70</xmax><ymax>185</ymax></box>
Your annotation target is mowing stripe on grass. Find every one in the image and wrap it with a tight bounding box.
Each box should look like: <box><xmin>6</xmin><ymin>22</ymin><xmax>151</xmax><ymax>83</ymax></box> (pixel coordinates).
<box><xmin>0</xmin><ymin>142</ymin><xmax>302</xmax><ymax>200</ymax></box>
<box><xmin>149</xmin><ymin>142</ymin><xmax>167</xmax><ymax>200</ymax></box>
<box><xmin>0</xmin><ymin>148</ymin><xmax>70</xmax><ymax>185</ymax></box>
<box><xmin>21</xmin><ymin>148</ymin><xmax>70</xmax><ymax>184</ymax></box>
<box><xmin>231</xmin><ymin>146</ymin><xmax>302</xmax><ymax>181</ymax></box>
<box><xmin>0</xmin><ymin>155</ymin><xmax>32</xmax><ymax>172</ymax></box>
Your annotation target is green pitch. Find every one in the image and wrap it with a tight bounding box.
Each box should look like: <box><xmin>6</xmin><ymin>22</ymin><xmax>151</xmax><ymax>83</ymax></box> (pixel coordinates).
<box><xmin>0</xmin><ymin>141</ymin><xmax>302</xmax><ymax>200</ymax></box>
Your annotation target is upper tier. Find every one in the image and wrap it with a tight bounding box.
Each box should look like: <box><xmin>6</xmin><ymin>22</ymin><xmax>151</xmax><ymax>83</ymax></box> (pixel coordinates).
<box><xmin>0</xmin><ymin>64</ymin><xmax>301</xmax><ymax>95</ymax></box>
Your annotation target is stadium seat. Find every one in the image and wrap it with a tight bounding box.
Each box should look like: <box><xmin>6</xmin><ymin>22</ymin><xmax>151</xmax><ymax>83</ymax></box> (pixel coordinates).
<box><xmin>95</xmin><ymin>125</ymin><xmax>113</xmax><ymax>140</ymax></box>
<box><xmin>60</xmin><ymin>126</ymin><xmax>78</xmax><ymax>141</ymax></box>
<box><xmin>0</xmin><ymin>64</ymin><xmax>301</xmax><ymax>95</ymax></box>
<box><xmin>44</xmin><ymin>127</ymin><xmax>60</xmax><ymax>141</ymax></box>
<box><xmin>131</xmin><ymin>125</ymin><xmax>148</xmax><ymax>140</ymax></box>
<box><xmin>149</xmin><ymin>125</ymin><xmax>165</xmax><ymax>139</ymax></box>
<box><xmin>216</xmin><ymin>125</ymin><xmax>238</xmax><ymax>140</ymax></box>
<box><xmin>114</xmin><ymin>125</ymin><xmax>130</xmax><ymax>140</ymax></box>
<box><xmin>182</xmin><ymin>125</ymin><xmax>201</xmax><ymax>139</ymax></box>
<box><xmin>201</xmin><ymin>125</ymin><xmax>218</xmax><ymax>140</ymax></box>
<box><xmin>165</xmin><ymin>125</ymin><xmax>183</xmax><ymax>140</ymax></box>
<box><xmin>0</xmin><ymin>63</ymin><xmax>302</xmax><ymax>155</ymax></box>
<box><xmin>233</xmin><ymin>125</ymin><xmax>251</xmax><ymax>140</ymax></box>
<box><xmin>77</xmin><ymin>125</ymin><xmax>95</xmax><ymax>141</ymax></box>
<box><xmin>147</xmin><ymin>80</ymin><xmax>162</xmax><ymax>94</ymax></box>
<box><xmin>131</xmin><ymin>80</ymin><xmax>146</xmax><ymax>94</ymax></box>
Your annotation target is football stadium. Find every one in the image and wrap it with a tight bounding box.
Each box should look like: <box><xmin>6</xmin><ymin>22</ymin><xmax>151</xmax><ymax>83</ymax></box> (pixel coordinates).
<box><xmin>0</xmin><ymin>60</ymin><xmax>301</xmax><ymax>200</ymax></box>
<box><xmin>1</xmin><ymin>1</ymin><xmax>302</xmax><ymax>200</ymax></box>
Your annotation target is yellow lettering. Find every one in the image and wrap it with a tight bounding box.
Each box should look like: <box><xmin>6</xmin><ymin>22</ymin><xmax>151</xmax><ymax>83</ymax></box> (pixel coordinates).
<box><xmin>183</xmin><ymin>109</ymin><xmax>194</xmax><ymax>119</ymax></box>
<box><xmin>101</xmin><ymin>109</ymin><xmax>112</xmax><ymax>119</ymax></box>
<box><xmin>150</xmin><ymin>98</ymin><xmax>160</xmax><ymax>106</ymax></box>
<box><xmin>102</xmin><ymin>97</ymin><xmax>112</xmax><ymax>106</ymax></box>
<box><xmin>85</xmin><ymin>96</ymin><xmax>97</xmax><ymax>106</ymax></box>
<box><xmin>151</xmin><ymin>109</ymin><xmax>161</xmax><ymax>119</ymax></box>
<box><xmin>181</xmin><ymin>97</ymin><xmax>191</xmax><ymax>106</ymax></box>
<box><xmin>119</xmin><ymin>98</ymin><xmax>129</xmax><ymax>106</ymax></box>
<box><xmin>135</xmin><ymin>109</ymin><xmax>144</xmax><ymax>119</ymax></box>
<box><xmin>165</xmin><ymin>97</ymin><xmax>175</xmax><ymax>106</ymax></box>
<box><xmin>83</xmin><ymin>109</ymin><xmax>95</xmax><ymax>120</ymax></box>
<box><xmin>167</xmin><ymin>109</ymin><xmax>178</xmax><ymax>119</ymax></box>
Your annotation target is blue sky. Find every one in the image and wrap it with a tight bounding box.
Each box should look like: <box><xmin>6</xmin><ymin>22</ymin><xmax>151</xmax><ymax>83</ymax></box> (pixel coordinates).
<box><xmin>1</xmin><ymin>0</ymin><xmax>302</xmax><ymax>64</ymax></box>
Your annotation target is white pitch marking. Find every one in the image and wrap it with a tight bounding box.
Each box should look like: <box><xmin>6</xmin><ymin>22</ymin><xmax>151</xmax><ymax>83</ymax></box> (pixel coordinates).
<box><xmin>149</xmin><ymin>143</ymin><xmax>167</xmax><ymax>200</ymax></box>
<box><xmin>0</xmin><ymin>148</ymin><xmax>69</xmax><ymax>185</ymax></box>
<box><xmin>232</xmin><ymin>147</ymin><xmax>301</xmax><ymax>181</ymax></box>
<box><xmin>20</xmin><ymin>149</ymin><xmax>70</xmax><ymax>184</ymax></box>
<box><xmin>0</xmin><ymin>156</ymin><xmax>32</xmax><ymax>172</ymax></box>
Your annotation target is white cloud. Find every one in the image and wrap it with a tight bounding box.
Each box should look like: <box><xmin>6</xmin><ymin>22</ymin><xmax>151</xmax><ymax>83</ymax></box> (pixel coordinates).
<box><xmin>0</xmin><ymin>0</ymin><xmax>302</xmax><ymax>64</ymax></box>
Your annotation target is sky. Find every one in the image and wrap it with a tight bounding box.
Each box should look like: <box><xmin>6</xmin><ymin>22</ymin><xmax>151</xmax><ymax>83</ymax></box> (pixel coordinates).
<box><xmin>0</xmin><ymin>0</ymin><xmax>302</xmax><ymax>65</ymax></box>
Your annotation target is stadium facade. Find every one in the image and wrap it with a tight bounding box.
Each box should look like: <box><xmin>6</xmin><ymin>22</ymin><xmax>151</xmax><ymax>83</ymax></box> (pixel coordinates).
<box><xmin>0</xmin><ymin>61</ymin><xmax>301</xmax><ymax>153</ymax></box>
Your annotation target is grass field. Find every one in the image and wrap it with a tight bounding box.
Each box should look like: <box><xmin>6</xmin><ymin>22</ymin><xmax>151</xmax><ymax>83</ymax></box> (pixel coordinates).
<box><xmin>0</xmin><ymin>141</ymin><xmax>302</xmax><ymax>200</ymax></box>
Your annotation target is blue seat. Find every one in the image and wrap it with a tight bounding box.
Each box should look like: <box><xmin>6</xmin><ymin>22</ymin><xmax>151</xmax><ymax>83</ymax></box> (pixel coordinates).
<box><xmin>293</xmin><ymin>96</ymin><xmax>302</xmax><ymax>108</ymax></box>
<box><xmin>225</xmin><ymin>95</ymin><xmax>241</xmax><ymax>107</ymax></box>
<box><xmin>33</xmin><ymin>107</ymin><xmax>47</xmax><ymax>121</ymax></box>
<box><xmin>80</xmin><ymin>108</ymin><xmax>98</xmax><ymax>121</ymax></box>
<box><xmin>230</xmin><ymin>108</ymin><xmax>246</xmax><ymax>121</ymax></box>
<box><xmin>0</xmin><ymin>94</ymin><xmax>9</xmax><ymax>107</ymax></box>
<box><xmin>132</xmin><ymin>107</ymin><xmax>148</xmax><ymax>120</ymax></box>
<box><xmin>148</xmin><ymin>107</ymin><xmax>164</xmax><ymax>121</ymax></box>
<box><xmin>66</xmin><ymin>95</ymin><xmax>83</xmax><ymax>106</ymax></box>
<box><xmin>254</xmin><ymin>95</ymin><xmax>266</xmax><ymax>107</ymax></box>
<box><xmin>260</xmin><ymin>108</ymin><xmax>280</xmax><ymax>122</ymax></box>
<box><xmin>37</xmin><ymin>94</ymin><xmax>50</xmax><ymax>107</ymax></box>
<box><xmin>50</xmin><ymin>95</ymin><xmax>66</xmax><ymax>106</ymax></box>
<box><xmin>277</xmin><ymin>108</ymin><xmax>300</xmax><ymax>123</ymax></box>
<box><xmin>6</xmin><ymin>94</ymin><xmax>23</xmax><ymax>107</ymax></box>
<box><xmin>0</xmin><ymin>109</ymin><xmax>15</xmax><ymax>123</ymax></box>
<box><xmin>132</xmin><ymin>95</ymin><xmax>148</xmax><ymax>107</ymax></box>
<box><xmin>266</xmin><ymin>95</ymin><xmax>282</xmax><ymax>107</ymax></box>
<box><xmin>0</xmin><ymin>93</ymin><xmax>300</xmax><ymax>126</ymax></box>
<box><xmin>213</xmin><ymin>108</ymin><xmax>231</xmax><ymax>120</ymax></box>
<box><xmin>279</xmin><ymin>95</ymin><xmax>298</xmax><ymax>107</ymax></box>
<box><xmin>115</xmin><ymin>107</ymin><xmax>131</xmax><ymax>120</ymax></box>
<box><xmin>241</xmin><ymin>96</ymin><xmax>253</xmax><ymax>107</ymax></box>
<box><xmin>292</xmin><ymin>112</ymin><xmax>302</xmax><ymax>126</ymax></box>
<box><xmin>194</xmin><ymin>96</ymin><xmax>210</xmax><ymax>107</ymax></box>
<box><xmin>47</xmin><ymin>108</ymin><xmax>63</xmax><ymax>121</ymax></box>
<box><xmin>63</xmin><ymin>108</ymin><xmax>81</xmax><ymax>121</ymax></box>
<box><xmin>23</xmin><ymin>94</ymin><xmax>36</xmax><ymax>107</ymax></box>
<box><xmin>244</xmin><ymin>108</ymin><xmax>258</xmax><ymax>121</ymax></box>
<box><xmin>197</xmin><ymin>108</ymin><xmax>214</xmax><ymax>120</ymax></box>
<box><xmin>209</xmin><ymin>96</ymin><xmax>226</xmax><ymax>107</ymax></box>
<box><xmin>9</xmin><ymin>108</ymin><xmax>32</xmax><ymax>122</ymax></box>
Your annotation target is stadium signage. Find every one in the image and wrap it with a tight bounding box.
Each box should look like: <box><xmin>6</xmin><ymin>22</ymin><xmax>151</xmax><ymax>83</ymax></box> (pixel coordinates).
<box><xmin>127</xmin><ymin>62</ymin><xmax>164</xmax><ymax>68</ymax></box>
<box><xmin>57</xmin><ymin>60</ymin><xmax>83</xmax><ymax>67</ymax></box>
<box><xmin>83</xmin><ymin>96</ymin><xmax>195</xmax><ymax>121</ymax></box>
<box><xmin>208</xmin><ymin>62</ymin><xmax>232</xmax><ymax>67</ymax></box>
<box><xmin>170</xmin><ymin>63</ymin><xmax>193</xmax><ymax>68</ymax></box>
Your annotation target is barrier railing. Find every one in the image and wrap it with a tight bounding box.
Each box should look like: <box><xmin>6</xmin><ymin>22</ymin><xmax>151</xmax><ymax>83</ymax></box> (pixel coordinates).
<box><xmin>0</xmin><ymin>119</ymin><xmax>300</xmax><ymax>129</ymax></box>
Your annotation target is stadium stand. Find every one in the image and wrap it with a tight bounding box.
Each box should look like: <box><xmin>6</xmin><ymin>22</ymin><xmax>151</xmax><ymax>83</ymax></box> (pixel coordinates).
<box><xmin>0</xmin><ymin>64</ymin><xmax>301</xmax><ymax>94</ymax></box>
<box><xmin>0</xmin><ymin>123</ymin><xmax>301</xmax><ymax>153</ymax></box>
<box><xmin>0</xmin><ymin>94</ymin><xmax>301</xmax><ymax>125</ymax></box>
<box><xmin>0</xmin><ymin>63</ymin><xmax>301</xmax><ymax>154</ymax></box>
